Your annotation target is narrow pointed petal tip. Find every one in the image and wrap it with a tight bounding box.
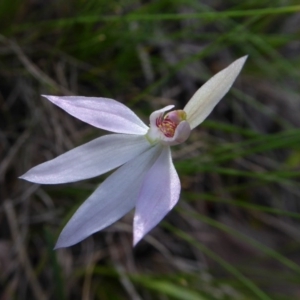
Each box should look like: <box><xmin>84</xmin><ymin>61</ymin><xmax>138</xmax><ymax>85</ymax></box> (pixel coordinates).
<box><xmin>19</xmin><ymin>174</ymin><xmax>35</xmax><ymax>183</ymax></box>
<box><xmin>41</xmin><ymin>95</ymin><xmax>148</xmax><ymax>135</ymax></box>
<box><xmin>184</xmin><ymin>55</ymin><xmax>248</xmax><ymax>130</ymax></box>
<box><xmin>53</xmin><ymin>244</ymin><xmax>62</xmax><ymax>250</ymax></box>
<box><xmin>19</xmin><ymin>134</ymin><xmax>151</xmax><ymax>185</ymax></box>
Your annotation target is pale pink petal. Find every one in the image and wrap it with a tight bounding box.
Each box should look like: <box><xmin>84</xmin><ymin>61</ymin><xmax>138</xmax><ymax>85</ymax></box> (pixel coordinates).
<box><xmin>184</xmin><ymin>56</ymin><xmax>247</xmax><ymax>129</ymax></box>
<box><xmin>42</xmin><ymin>95</ymin><xmax>149</xmax><ymax>134</ymax></box>
<box><xmin>133</xmin><ymin>146</ymin><xmax>180</xmax><ymax>246</ymax></box>
<box><xmin>20</xmin><ymin>134</ymin><xmax>151</xmax><ymax>184</ymax></box>
<box><xmin>55</xmin><ymin>144</ymin><xmax>163</xmax><ymax>249</ymax></box>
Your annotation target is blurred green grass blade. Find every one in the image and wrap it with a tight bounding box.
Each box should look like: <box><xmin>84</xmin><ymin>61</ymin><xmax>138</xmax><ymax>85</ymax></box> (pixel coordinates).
<box><xmin>0</xmin><ymin>0</ymin><xmax>22</xmax><ymax>29</ymax></box>
<box><xmin>233</xmin><ymin>90</ymin><xmax>294</xmax><ymax>129</ymax></box>
<box><xmin>133</xmin><ymin>15</ymin><xmax>258</xmax><ymax>104</ymax></box>
<box><xmin>13</xmin><ymin>5</ymin><xmax>300</xmax><ymax>29</ymax></box>
<box><xmin>186</xmin><ymin>193</ymin><xmax>300</xmax><ymax>220</ymax></box>
<box><xmin>219</xmin><ymin>129</ymin><xmax>300</xmax><ymax>154</ymax></box>
<box><xmin>250</xmin><ymin>35</ymin><xmax>299</xmax><ymax>78</ymax></box>
<box><xmin>177</xmin><ymin>129</ymin><xmax>300</xmax><ymax>174</ymax></box>
<box><xmin>196</xmin><ymin>2</ymin><xmax>300</xmax><ymax>84</ymax></box>
<box><xmin>44</xmin><ymin>229</ymin><xmax>66</xmax><ymax>300</ymax></box>
<box><xmin>92</xmin><ymin>266</ymin><xmax>209</xmax><ymax>299</ymax></box>
<box><xmin>202</xmin><ymin>120</ymin><xmax>261</xmax><ymax>138</ymax></box>
<box><xmin>227</xmin><ymin>21</ymin><xmax>300</xmax><ymax>81</ymax></box>
<box><xmin>135</xmin><ymin>279</ymin><xmax>209</xmax><ymax>300</ymax></box>
<box><xmin>192</xmin><ymin>167</ymin><xmax>299</xmax><ymax>186</ymax></box>
<box><xmin>181</xmin><ymin>211</ymin><xmax>300</xmax><ymax>275</ymax></box>
<box><xmin>164</xmin><ymin>224</ymin><xmax>273</xmax><ymax>300</ymax></box>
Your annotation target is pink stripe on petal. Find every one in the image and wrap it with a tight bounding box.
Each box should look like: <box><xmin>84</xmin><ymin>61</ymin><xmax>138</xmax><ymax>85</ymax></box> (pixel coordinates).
<box><xmin>42</xmin><ymin>95</ymin><xmax>149</xmax><ymax>134</ymax></box>
<box><xmin>133</xmin><ymin>146</ymin><xmax>180</xmax><ymax>246</ymax></box>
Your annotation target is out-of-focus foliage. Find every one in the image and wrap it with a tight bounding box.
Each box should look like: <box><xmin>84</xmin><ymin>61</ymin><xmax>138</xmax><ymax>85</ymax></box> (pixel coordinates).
<box><xmin>1</xmin><ymin>0</ymin><xmax>300</xmax><ymax>299</ymax></box>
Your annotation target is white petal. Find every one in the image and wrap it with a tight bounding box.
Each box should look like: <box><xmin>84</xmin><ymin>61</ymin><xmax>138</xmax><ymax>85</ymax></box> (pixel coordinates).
<box><xmin>133</xmin><ymin>146</ymin><xmax>180</xmax><ymax>245</ymax></box>
<box><xmin>20</xmin><ymin>134</ymin><xmax>151</xmax><ymax>184</ymax></box>
<box><xmin>42</xmin><ymin>95</ymin><xmax>149</xmax><ymax>134</ymax></box>
<box><xmin>55</xmin><ymin>144</ymin><xmax>163</xmax><ymax>249</ymax></box>
<box><xmin>184</xmin><ymin>56</ymin><xmax>248</xmax><ymax>129</ymax></box>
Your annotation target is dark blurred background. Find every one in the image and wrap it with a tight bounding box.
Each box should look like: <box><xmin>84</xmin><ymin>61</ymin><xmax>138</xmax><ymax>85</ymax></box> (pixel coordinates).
<box><xmin>1</xmin><ymin>1</ymin><xmax>300</xmax><ymax>299</ymax></box>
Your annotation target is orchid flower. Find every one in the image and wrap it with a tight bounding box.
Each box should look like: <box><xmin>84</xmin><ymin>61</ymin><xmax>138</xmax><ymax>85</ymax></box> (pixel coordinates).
<box><xmin>20</xmin><ymin>56</ymin><xmax>247</xmax><ymax>248</ymax></box>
